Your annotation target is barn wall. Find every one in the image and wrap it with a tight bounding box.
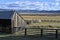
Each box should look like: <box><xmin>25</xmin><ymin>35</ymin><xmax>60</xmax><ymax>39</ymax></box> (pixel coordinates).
<box><xmin>13</xmin><ymin>12</ymin><xmax>26</xmax><ymax>27</ymax></box>
<box><xmin>12</xmin><ymin>12</ymin><xmax>27</xmax><ymax>33</ymax></box>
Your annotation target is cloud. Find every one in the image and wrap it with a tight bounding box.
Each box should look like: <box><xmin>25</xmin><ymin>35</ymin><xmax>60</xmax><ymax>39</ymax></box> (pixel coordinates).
<box><xmin>0</xmin><ymin>0</ymin><xmax>60</xmax><ymax>10</ymax></box>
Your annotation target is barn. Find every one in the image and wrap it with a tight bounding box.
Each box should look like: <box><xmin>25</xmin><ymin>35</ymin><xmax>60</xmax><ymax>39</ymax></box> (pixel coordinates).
<box><xmin>0</xmin><ymin>10</ymin><xmax>27</xmax><ymax>33</ymax></box>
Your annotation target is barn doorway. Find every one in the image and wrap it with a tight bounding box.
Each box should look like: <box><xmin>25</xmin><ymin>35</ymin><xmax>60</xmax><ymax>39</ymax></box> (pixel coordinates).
<box><xmin>0</xmin><ymin>24</ymin><xmax>11</xmax><ymax>33</ymax></box>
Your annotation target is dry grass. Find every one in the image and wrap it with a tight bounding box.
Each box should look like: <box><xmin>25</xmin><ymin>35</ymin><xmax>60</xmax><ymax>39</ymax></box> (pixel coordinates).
<box><xmin>22</xmin><ymin>16</ymin><xmax>60</xmax><ymax>20</ymax></box>
<box><xmin>22</xmin><ymin>15</ymin><xmax>60</xmax><ymax>28</ymax></box>
<box><xmin>29</xmin><ymin>22</ymin><xmax>60</xmax><ymax>27</ymax></box>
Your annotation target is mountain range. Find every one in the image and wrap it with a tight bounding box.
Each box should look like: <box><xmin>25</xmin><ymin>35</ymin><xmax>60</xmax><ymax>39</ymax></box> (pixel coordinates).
<box><xmin>0</xmin><ymin>9</ymin><xmax>60</xmax><ymax>14</ymax></box>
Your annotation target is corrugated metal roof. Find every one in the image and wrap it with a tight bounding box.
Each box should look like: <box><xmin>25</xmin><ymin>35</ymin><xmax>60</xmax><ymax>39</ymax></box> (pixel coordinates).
<box><xmin>0</xmin><ymin>10</ymin><xmax>14</xmax><ymax>19</ymax></box>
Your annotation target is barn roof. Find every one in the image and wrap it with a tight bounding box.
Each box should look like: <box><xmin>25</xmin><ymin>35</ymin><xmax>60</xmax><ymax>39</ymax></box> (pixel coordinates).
<box><xmin>0</xmin><ymin>10</ymin><xmax>14</xmax><ymax>19</ymax></box>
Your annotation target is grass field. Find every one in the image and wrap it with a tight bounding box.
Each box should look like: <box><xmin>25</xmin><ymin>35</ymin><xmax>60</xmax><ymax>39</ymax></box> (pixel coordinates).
<box><xmin>0</xmin><ymin>29</ymin><xmax>60</xmax><ymax>40</ymax></box>
<box><xmin>22</xmin><ymin>15</ymin><xmax>60</xmax><ymax>28</ymax></box>
<box><xmin>29</xmin><ymin>22</ymin><xmax>60</xmax><ymax>26</ymax></box>
<box><xmin>22</xmin><ymin>16</ymin><xmax>60</xmax><ymax>20</ymax></box>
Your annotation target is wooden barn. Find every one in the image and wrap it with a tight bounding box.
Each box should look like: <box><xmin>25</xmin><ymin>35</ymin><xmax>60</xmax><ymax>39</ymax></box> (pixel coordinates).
<box><xmin>0</xmin><ymin>10</ymin><xmax>27</xmax><ymax>33</ymax></box>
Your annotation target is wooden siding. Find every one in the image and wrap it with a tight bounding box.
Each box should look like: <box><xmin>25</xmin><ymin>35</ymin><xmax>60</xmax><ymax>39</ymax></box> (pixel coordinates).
<box><xmin>13</xmin><ymin>12</ymin><xmax>27</xmax><ymax>28</ymax></box>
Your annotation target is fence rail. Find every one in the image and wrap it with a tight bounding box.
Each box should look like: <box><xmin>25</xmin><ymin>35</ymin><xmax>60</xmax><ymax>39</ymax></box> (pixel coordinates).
<box><xmin>24</xmin><ymin>28</ymin><xmax>60</xmax><ymax>38</ymax></box>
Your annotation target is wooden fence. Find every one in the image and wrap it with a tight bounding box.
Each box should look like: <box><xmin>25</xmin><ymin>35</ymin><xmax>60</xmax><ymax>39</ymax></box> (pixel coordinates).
<box><xmin>24</xmin><ymin>28</ymin><xmax>60</xmax><ymax>38</ymax></box>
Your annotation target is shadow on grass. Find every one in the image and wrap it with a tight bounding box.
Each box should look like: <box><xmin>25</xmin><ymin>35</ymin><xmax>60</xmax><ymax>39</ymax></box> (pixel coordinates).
<box><xmin>0</xmin><ymin>33</ymin><xmax>60</xmax><ymax>40</ymax></box>
<box><xmin>0</xmin><ymin>32</ymin><xmax>8</xmax><ymax>35</ymax></box>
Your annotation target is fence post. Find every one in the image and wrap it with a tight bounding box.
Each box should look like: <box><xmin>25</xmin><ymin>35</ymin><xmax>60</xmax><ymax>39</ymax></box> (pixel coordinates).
<box><xmin>41</xmin><ymin>29</ymin><xmax>43</xmax><ymax>37</ymax></box>
<box><xmin>56</xmin><ymin>29</ymin><xmax>58</xmax><ymax>38</ymax></box>
<box><xmin>25</xmin><ymin>28</ymin><xmax>27</xmax><ymax>36</ymax></box>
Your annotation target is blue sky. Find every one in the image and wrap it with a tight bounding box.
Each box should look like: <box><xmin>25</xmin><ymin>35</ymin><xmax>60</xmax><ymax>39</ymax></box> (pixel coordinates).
<box><xmin>0</xmin><ymin>0</ymin><xmax>60</xmax><ymax>10</ymax></box>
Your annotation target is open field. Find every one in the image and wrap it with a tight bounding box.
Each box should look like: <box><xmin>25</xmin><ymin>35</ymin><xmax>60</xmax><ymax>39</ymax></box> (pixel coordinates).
<box><xmin>22</xmin><ymin>16</ymin><xmax>60</xmax><ymax>20</ymax></box>
<box><xmin>29</xmin><ymin>22</ymin><xmax>60</xmax><ymax>26</ymax></box>
<box><xmin>22</xmin><ymin>15</ymin><xmax>60</xmax><ymax>28</ymax></box>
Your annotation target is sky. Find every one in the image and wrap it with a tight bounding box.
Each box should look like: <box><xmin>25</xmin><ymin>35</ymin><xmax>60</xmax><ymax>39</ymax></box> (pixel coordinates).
<box><xmin>0</xmin><ymin>0</ymin><xmax>60</xmax><ymax>10</ymax></box>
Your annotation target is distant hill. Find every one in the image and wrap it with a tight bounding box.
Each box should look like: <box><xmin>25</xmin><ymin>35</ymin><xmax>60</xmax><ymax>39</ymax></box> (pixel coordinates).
<box><xmin>17</xmin><ymin>10</ymin><xmax>60</xmax><ymax>13</ymax></box>
<box><xmin>0</xmin><ymin>9</ymin><xmax>60</xmax><ymax>14</ymax></box>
